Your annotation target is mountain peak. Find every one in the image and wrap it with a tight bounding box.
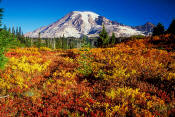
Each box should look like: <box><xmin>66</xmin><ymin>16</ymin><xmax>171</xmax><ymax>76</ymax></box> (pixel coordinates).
<box><xmin>70</xmin><ymin>11</ymin><xmax>100</xmax><ymax>20</ymax></box>
<box><xmin>144</xmin><ymin>22</ymin><xmax>155</xmax><ymax>26</ymax></box>
<box><xmin>25</xmin><ymin>11</ymin><xmax>150</xmax><ymax>38</ymax></box>
<box><xmin>71</xmin><ymin>11</ymin><xmax>99</xmax><ymax>15</ymax></box>
<box><xmin>134</xmin><ymin>22</ymin><xmax>155</xmax><ymax>35</ymax></box>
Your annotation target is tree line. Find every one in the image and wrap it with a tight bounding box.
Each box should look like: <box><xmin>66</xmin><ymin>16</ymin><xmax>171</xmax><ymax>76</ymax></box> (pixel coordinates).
<box><xmin>0</xmin><ymin>0</ymin><xmax>175</xmax><ymax>68</ymax></box>
<box><xmin>97</xmin><ymin>24</ymin><xmax>118</xmax><ymax>47</ymax></box>
<box><xmin>97</xmin><ymin>19</ymin><xmax>175</xmax><ymax>47</ymax></box>
<box><xmin>0</xmin><ymin>0</ymin><xmax>21</xmax><ymax>69</ymax></box>
<box><xmin>4</xmin><ymin>26</ymin><xmax>23</xmax><ymax>36</ymax></box>
<box><xmin>152</xmin><ymin>19</ymin><xmax>175</xmax><ymax>36</ymax></box>
<box><xmin>24</xmin><ymin>36</ymin><xmax>97</xmax><ymax>49</ymax></box>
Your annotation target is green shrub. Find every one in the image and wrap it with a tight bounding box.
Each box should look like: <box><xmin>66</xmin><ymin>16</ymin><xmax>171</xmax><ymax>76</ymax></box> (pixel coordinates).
<box><xmin>131</xmin><ymin>35</ymin><xmax>145</xmax><ymax>39</ymax></box>
<box><xmin>0</xmin><ymin>30</ymin><xmax>19</xmax><ymax>69</ymax></box>
<box><xmin>77</xmin><ymin>41</ymin><xmax>93</xmax><ymax>77</ymax></box>
<box><xmin>0</xmin><ymin>47</ymin><xmax>8</xmax><ymax>69</ymax></box>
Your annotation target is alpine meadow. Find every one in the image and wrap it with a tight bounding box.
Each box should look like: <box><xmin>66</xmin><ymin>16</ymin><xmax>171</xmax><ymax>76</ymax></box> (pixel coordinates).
<box><xmin>0</xmin><ymin>0</ymin><xmax>175</xmax><ymax>116</ymax></box>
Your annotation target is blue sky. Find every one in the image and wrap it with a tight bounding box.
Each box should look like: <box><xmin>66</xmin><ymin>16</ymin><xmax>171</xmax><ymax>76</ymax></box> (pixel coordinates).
<box><xmin>0</xmin><ymin>0</ymin><xmax>175</xmax><ymax>33</ymax></box>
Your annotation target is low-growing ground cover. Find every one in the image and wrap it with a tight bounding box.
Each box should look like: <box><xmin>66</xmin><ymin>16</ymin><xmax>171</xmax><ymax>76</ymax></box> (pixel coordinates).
<box><xmin>0</xmin><ymin>37</ymin><xmax>175</xmax><ymax>116</ymax></box>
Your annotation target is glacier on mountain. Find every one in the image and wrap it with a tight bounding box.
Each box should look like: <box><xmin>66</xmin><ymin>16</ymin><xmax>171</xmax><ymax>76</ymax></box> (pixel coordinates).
<box><xmin>25</xmin><ymin>11</ymin><xmax>154</xmax><ymax>38</ymax></box>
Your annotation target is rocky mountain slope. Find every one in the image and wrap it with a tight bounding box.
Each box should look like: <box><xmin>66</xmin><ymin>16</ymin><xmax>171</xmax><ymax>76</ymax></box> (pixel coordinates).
<box><xmin>134</xmin><ymin>22</ymin><xmax>155</xmax><ymax>35</ymax></box>
<box><xmin>25</xmin><ymin>11</ymin><xmax>154</xmax><ymax>38</ymax></box>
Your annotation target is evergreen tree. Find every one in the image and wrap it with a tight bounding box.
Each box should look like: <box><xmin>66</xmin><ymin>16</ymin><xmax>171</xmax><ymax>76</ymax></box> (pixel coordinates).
<box><xmin>0</xmin><ymin>30</ymin><xmax>19</xmax><ymax>69</ymax></box>
<box><xmin>53</xmin><ymin>38</ymin><xmax>56</xmax><ymax>49</ymax></box>
<box><xmin>152</xmin><ymin>23</ymin><xmax>165</xmax><ymax>36</ymax></box>
<box><xmin>3</xmin><ymin>25</ymin><xmax>7</xmax><ymax>31</ymax></box>
<box><xmin>45</xmin><ymin>38</ymin><xmax>49</xmax><ymax>48</ymax></box>
<box><xmin>110</xmin><ymin>32</ymin><xmax>116</xmax><ymax>45</ymax></box>
<box><xmin>16</xmin><ymin>26</ymin><xmax>26</xmax><ymax>45</ymax></box>
<box><xmin>12</xmin><ymin>26</ymin><xmax>15</xmax><ymax>35</ymax></box>
<box><xmin>8</xmin><ymin>27</ymin><xmax>11</xmax><ymax>33</ymax></box>
<box><xmin>62</xmin><ymin>35</ymin><xmax>65</xmax><ymax>49</ymax></box>
<box><xmin>0</xmin><ymin>9</ymin><xmax>2</xmax><ymax>27</ymax></box>
<box><xmin>98</xmin><ymin>24</ymin><xmax>109</xmax><ymax>47</ymax></box>
<box><xmin>167</xmin><ymin>19</ymin><xmax>175</xmax><ymax>35</ymax></box>
<box><xmin>0</xmin><ymin>1</ymin><xmax>3</xmax><ymax>27</ymax></box>
<box><xmin>55</xmin><ymin>37</ymin><xmax>62</xmax><ymax>49</ymax></box>
<box><xmin>16</xmin><ymin>26</ymin><xmax>19</xmax><ymax>35</ymax></box>
<box><xmin>19</xmin><ymin>26</ymin><xmax>22</xmax><ymax>36</ymax></box>
<box><xmin>0</xmin><ymin>0</ymin><xmax>20</xmax><ymax>69</ymax></box>
<box><xmin>37</xmin><ymin>32</ymin><xmax>42</xmax><ymax>48</ymax></box>
<box><xmin>30</xmin><ymin>38</ymin><xmax>33</xmax><ymax>47</ymax></box>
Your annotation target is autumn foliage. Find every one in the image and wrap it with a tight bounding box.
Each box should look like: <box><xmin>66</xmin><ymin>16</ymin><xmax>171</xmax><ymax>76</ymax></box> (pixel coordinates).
<box><xmin>0</xmin><ymin>36</ymin><xmax>175</xmax><ymax>116</ymax></box>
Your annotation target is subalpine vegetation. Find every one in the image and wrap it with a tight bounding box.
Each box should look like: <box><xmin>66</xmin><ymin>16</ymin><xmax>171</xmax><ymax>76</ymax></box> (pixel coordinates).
<box><xmin>1</xmin><ymin>1</ymin><xmax>175</xmax><ymax>116</ymax></box>
<box><xmin>1</xmin><ymin>34</ymin><xmax>175</xmax><ymax>116</ymax></box>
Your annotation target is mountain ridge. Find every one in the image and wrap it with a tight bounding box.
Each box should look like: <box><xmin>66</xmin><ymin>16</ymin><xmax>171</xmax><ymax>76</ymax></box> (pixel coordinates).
<box><xmin>25</xmin><ymin>11</ymin><xmax>154</xmax><ymax>38</ymax></box>
<box><xmin>134</xmin><ymin>22</ymin><xmax>155</xmax><ymax>35</ymax></box>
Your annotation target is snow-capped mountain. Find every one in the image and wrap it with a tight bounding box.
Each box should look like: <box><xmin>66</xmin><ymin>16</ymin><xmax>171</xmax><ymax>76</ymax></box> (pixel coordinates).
<box><xmin>25</xmin><ymin>11</ymin><xmax>151</xmax><ymax>38</ymax></box>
